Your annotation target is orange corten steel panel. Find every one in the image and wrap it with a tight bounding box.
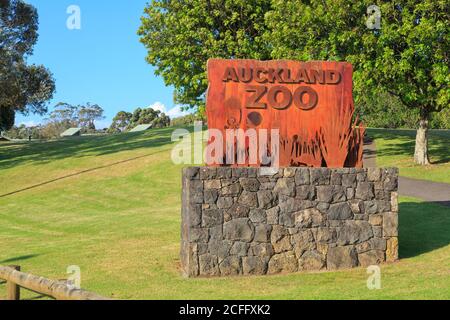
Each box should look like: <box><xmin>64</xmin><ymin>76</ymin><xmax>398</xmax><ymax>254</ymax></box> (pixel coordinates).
<box><xmin>205</xmin><ymin>58</ymin><xmax>363</xmax><ymax>168</ymax></box>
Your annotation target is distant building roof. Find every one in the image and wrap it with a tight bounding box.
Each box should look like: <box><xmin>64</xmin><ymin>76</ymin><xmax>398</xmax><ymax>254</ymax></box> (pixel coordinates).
<box><xmin>0</xmin><ymin>136</ymin><xmax>11</xmax><ymax>142</ymax></box>
<box><xmin>60</xmin><ymin>128</ymin><xmax>82</xmax><ymax>137</ymax></box>
<box><xmin>129</xmin><ymin>124</ymin><xmax>153</xmax><ymax>132</ymax></box>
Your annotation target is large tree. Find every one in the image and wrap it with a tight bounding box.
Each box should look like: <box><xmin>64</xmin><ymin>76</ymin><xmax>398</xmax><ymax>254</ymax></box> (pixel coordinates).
<box><xmin>47</xmin><ymin>102</ymin><xmax>79</xmax><ymax>128</ymax></box>
<box><xmin>47</xmin><ymin>102</ymin><xmax>105</xmax><ymax>131</ymax></box>
<box><xmin>138</xmin><ymin>0</ymin><xmax>272</xmax><ymax>109</ymax></box>
<box><xmin>265</xmin><ymin>0</ymin><xmax>449</xmax><ymax>165</ymax></box>
<box><xmin>0</xmin><ymin>0</ymin><xmax>55</xmax><ymax>131</ymax></box>
<box><xmin>0</xmin><ymin>0</ymin><xmax>56</xmax><ymax>132</ymax></box>
<box><xmin>78</xmin><ymin>103</ymin><xmax>105</xmax><ymax>130</ymax></box>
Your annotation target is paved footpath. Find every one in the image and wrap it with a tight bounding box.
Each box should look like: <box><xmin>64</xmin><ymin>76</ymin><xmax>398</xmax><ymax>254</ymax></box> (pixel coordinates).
<box><xmin>363</xmin><ymin>137</ymin><xmax>450</xmax><ymax>207</ymax></box>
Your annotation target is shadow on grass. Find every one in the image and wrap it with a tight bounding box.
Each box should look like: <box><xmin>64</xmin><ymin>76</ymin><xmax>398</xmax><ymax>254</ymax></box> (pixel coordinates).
<box><xmin>399</xmin><ymin>201</ymin><xmax>450</xmax><ymax>259</ymax></box>
<box><xmin>0</xmin><ymin>147</ymin><xmax>171</xmax><ymax>198</ymax></box>
<box><xmin>366</xmin><ymin>128</ymin><xmax>450</xmax><ymax>165</ymax></box>
<box><xmin>0</xmin><ymin>254</ymin><xmax>39</xmax><ymax>264</ymax></box>
<box><xmin>0</xmin><ymin>126</ymin><xmax>196</xmax><ymax>170</ymax></box>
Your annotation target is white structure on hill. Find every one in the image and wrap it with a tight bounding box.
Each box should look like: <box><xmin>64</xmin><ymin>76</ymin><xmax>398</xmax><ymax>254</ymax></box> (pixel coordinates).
<box><xmin>60</xmin><ymin>128</ymin><xmax>81</xmax><ymax>137</ymax></box>
<box><xmin>129</xmin><ymin>124</ymin><xmax>152</xmax><ymax>132</ymax></box>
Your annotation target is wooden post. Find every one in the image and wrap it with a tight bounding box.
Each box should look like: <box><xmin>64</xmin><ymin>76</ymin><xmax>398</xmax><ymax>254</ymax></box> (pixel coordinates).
<box><xmin>6</xmin><ymin>265</ymin><xmax>20</xmax><ymax>300</ymax></box>
<box><xmin>0</xmin><ymin>265</ymin><xmax>110</xmax><ymax>300</ymax></box>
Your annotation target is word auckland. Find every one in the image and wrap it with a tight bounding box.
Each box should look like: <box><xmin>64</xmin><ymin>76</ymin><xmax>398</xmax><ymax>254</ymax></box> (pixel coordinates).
<box><xmin>222</xmin><ymin>67</ymin><xmax>342</xmax><ymax>84</ymax></box>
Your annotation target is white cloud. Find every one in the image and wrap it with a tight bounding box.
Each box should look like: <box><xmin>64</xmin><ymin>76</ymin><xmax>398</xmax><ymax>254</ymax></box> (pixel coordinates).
<box><xmin>166</xmin><ymin>105</ymin><xmax>192</xmax><ymax>118</ymax></box>
<box><xmin>147</xmin><ymin>101</ymin><xmax>166</xmax><ymax>114</ymax></box>
<box><xmin>146</xmin><ymin>102</ymin><xmax>193</xmax><ymax>119</ymax></box>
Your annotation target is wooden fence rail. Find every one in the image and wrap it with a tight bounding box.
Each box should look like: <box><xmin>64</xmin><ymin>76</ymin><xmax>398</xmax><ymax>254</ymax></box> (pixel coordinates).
<box><xmin>0</xmin><ymin>265</ymin><xmax>110</xmax><ymax>300</ymax></box>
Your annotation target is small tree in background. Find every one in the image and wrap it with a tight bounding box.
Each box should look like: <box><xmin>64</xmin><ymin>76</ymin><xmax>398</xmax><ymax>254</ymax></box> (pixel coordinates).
<box><xmin>132</xmin><ymin>108</ymin><xmax>159</xmax><ymax>125</ymax></box>
<box><xmin>152</xmin><ymin>113</ymin><xmax>170</xmax><ymax>128</ymax></box>
<box><xmin>78</xmin><ymin>103</ymin><xmax>105</xmax><ymax>131</ymax></box>
<box><xmin>0</xmin><ymin>0</ymin><xmax>55</xmax><ymax>132</ymax></box>
<box><xmin>5</xmin><ymin>124</ymin><xmax>43</xmax><ymax>140</ymax></box>
<box><xmin>41</xmin><ymin>102</ymin><xmax>104</xmax><ymax>138</ymax></box>
<box><xmin>108</xmin><ymin>111</ymin><xmax>133</xmax><ymax>133</ymax></box>
<box><xmin>109</xmin><ymin>107</ymin><xmax>170</xmax><ymax>132</ymax></box>
<box><xmin>130</xmin><ymin>107</ymin><xmax>170</xmax><ymax>128</ymax></box>
<box><xmin>48</xmin><ymin>103</ymin><xmax>79</xmax><ymax>128</ymax></box>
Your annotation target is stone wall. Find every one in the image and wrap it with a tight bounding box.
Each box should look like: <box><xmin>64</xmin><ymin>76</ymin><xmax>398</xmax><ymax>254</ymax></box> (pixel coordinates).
<box><xmin>181</xmin><ymin>167</ymin><xmax>398</xmax><ymax>277</ymax></box>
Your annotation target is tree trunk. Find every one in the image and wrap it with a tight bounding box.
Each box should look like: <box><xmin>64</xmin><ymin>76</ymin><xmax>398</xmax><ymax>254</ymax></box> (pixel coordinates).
<box><xmin>414</xmin><ymin>119</ymin><xmax>430</xmax><ymax>165</ymax></box>
<box><xmin>0</xmin><ymin>106</ymin><xmax>16</xmax><ymax>132</ymax></box>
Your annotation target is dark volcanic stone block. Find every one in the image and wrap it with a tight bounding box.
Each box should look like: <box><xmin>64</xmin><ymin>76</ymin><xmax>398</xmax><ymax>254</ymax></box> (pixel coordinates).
<box><xmin>181</xmin><ymin>167</ymin><xmax>398</xmax><ymax>277</ymax></box>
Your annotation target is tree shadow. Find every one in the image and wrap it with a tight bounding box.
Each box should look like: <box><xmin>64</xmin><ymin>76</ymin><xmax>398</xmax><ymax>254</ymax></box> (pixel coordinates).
<box><xmin>366</xmin><ymin>128</ymin><xmax>450</xmax><ymax>165</ymax></box>
<box><xmin>0</xmin><ymin>147</ymin><xmax>171</xmax><ymax>198</ymax></box>
<box><xmin>0</xmin><ymin>254</ymin><xmax>40</xmax><ymax>264</ymax></box>
<box><xmin>0</xmin><ymin>255</ymin><xmax>41</xmax><ymax>297</ymax></box>
<box><xmin>399</xmin><ymin>201</ymin><xmax>450</xmax><ymax>259</ymax></box>
<box><xmin>0</xmin><ymin>126</ymin><xmax>196</xmax><ymax>170</ymax></box>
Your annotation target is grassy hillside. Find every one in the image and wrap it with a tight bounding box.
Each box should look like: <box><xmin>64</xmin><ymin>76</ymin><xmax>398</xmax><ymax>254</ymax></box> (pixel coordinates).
<box><xmin>0</xmin><ymin>128</ymin><xmax>449</xmax><ymax>299</ymax></box>
<box><xmin>367</xmin><ymin>128</ymin><xmax>450</xmax><ymax>184</ymax></box>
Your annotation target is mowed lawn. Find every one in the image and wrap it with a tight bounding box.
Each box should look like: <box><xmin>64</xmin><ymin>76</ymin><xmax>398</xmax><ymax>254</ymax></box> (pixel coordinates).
<box><xmin>367</xmin><ymin>128</ymin><xmax>450</xmax><ymax>184</ymax></box>
<box><xmin>0</xmin><ymin>127</ymin><xmax>449</xmax><ymax>300</ymax></box>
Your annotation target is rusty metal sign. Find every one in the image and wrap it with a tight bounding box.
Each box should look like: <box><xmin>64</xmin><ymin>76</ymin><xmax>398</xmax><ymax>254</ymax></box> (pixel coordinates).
<box><xmin>205</xmin><ymin>59</ymin><xmax>364</xmax><ymax>168</ymax></box>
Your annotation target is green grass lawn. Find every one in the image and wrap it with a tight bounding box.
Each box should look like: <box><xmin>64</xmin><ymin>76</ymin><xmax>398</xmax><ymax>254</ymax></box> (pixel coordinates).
<box><xmin>0</xmin><ymin>128</ymin><xmax>449</xmax><ymax>299</ymax></box>
<box><xmin>366</xmin><ymin>128</ymin><xmax>450</xmax><ymax>184</ymax></box>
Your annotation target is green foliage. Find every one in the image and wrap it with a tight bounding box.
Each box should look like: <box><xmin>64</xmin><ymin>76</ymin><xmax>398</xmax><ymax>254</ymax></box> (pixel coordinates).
<box><xmin>78</xmin><ymin>103</ymin><xmax>105</xmax><ymax>130</ymax></box>
<box><xmin>0</xmin><ymin>0</ymin><xmax>55</xmax><ymax>130</ymax></box>
<box><xmin>130</xmin><ymin>107</ymin><xmax>170</xmax><ymax>128</ymax></box>
<box><xmin>358</xmin><ymin>91</ymin><xmax>420</xmax><ymax>128</ymax></box>
<box><xmin>49</xmin><ymin>102</ymin><xmax>104</xmax><ymax>129</ymax></box>
<box><xmin>36</xmin><ymin>102</ymin><xmax>106</xmax><ymax>139</ymax></box>
<box><xmin>4</xmin><ymin>124</ymin><xmax>44</xmax><ymax>140</ymax></box>
<box><xmin>39</xmin><ymin>122</ymin><xmax>71</xmax><ymax>140</ymax></box>
<box><xmin>138</xmin><ymin>0</ymin><xmax>448</xmax><ymax>130</ymax></box>
<box><xmin>152</xmin><ymin>113</ymin><xmax>171</xmax><ymax>128</ymax></box>
<box><xmin>108</xmin><ymin>111</ymin><xmax>133</xmax><ymax>133</ymax></box>
<box><xmin>138</xmin><ymin>0</ymin><xmax>271</xmax><ymax>109</ymax></box>
<box><xmin>48</xmin><ymin>103</ymin><xmax>79</xmax><ymax>127</ymax></box>
<box><xmin>109</xmin><ymin>107</ymin><xmax>170</xmax><ymax>133</ymax></box>
<box><xmin>266</xmin><ymin>0</ymin><xmax>449</xmax><ymax>121</ymax></box>
<box><xmin>360</xmin><ymin>91</ymin><xmax>450</xmax><ymax>129</ymax></box>
<box><xmin>430</xmin><ymin>108</ymin><xmax>450</xmax><ymax>129</ymax></box>
<box><xmin>170</xmin><ymin>113</ymin><xmax>204</xmax><ymax>126</ymax></box>
<box><xmin>132</xmin><ymin>108</ymin><xmax>156</xmax><ymax>125</ymax></box>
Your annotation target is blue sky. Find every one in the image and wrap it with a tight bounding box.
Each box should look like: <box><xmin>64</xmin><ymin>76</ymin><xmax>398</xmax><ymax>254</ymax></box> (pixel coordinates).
<box><xmin>18</xmin><ymin>0</ymin><xmax>189</xmax><ymax>128</ymax></box>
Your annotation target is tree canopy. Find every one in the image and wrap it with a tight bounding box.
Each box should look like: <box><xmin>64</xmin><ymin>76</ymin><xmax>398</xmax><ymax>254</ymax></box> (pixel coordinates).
<box><xmin>0</xmin><ymin>0</ymin><xmax>55</xmax><ymax>131</ymax></box>
<box><xmin>78</xmin><ymin>103</ymin><xmax>105</xmax><ymax>130</ymax></box>
<box><xmin>266</xmin><ymin>0</ymin><xmax>449</xmax><ymax>119</ymax></box>
<box><xmin>46</xmin><ymin>102</ymin><xmax>105</xmax><ymax>133</ymax></box>
<box><xmin>109</xmin><ymin>111</ymin><xmax>133</xmax><ymax>133</ymax></box>
<box><xmin>109</xmin><ymin>107</ymin><xmax>170</xmax><ymax>133</ymax></box>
